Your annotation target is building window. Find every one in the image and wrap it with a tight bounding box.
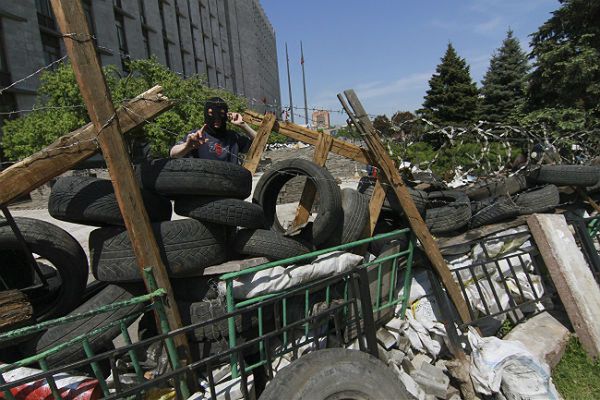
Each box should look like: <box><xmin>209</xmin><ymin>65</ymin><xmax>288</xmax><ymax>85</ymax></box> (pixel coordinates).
<box><xmin>163</xmin><ymin>38</ymin><xmax>170</xmax><ymax>68</ymax></box>
<box><xmin>41</xmin><ymin>33</ymin><xmax>61</xmax><ymax>65</ymax></box>
<box><xmin>35</xmin><ymin>0</ymin><xmax>55</xmax><ymax>30</ymax></box>
<box><xmin>138</xmin><ymin>0</ymin><xmax>147</xmax><ymax>24</ymax></box>
<box><xmin>115</xmin><ymin>13</ymin><xmax>129</xmax><ymax>71</ymax></box>
<box><xmin>113</xmin><ymin>0</ymin><xmax>123</xmax><ymax>9</ymax></box>
<box><xmin>142</xmin><ymin>27</ymin><xmax>151</xmax><ymax>58</ymax></box>
<box><xmin>81</xmin><ymin>0</ymin><xmax>96</xmax><ymax>37</ymax></box>
<box><xmin>158</xmin><ymin>1</ymin><xmax>167</xmax><ymax>34</ymax></box>
<box><xmin>0</xmin><ymin>20</ymin><xmax>8</xmax><ymax>73</ymax></box>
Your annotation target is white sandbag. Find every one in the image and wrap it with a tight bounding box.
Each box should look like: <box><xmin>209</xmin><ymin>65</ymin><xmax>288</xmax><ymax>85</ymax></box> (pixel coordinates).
<box><xmin>222</xmin><ymin>252</ymin><xmax>363</xmax><ymax>299</ymax></box>
<box><xmin>397</xmin><ymin>269</ymin><xmax>434</xmax><ymax>304</ymax></box>
<box><xmin>468</xmin><ymin>327</ymin><xmax>561</xmax><ymax>399</ymax></box>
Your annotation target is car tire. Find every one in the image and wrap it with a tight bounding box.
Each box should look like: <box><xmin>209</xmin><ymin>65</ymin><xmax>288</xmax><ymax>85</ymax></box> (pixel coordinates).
<box><xmin>23</xmin><ymin>284</ymin><xmax>144</xmax><ymax>368</ymax></box>
<box><xmin>252</xmin><ymin>159</ymin><xmax>342</xmax><ymax>246</ymax></box>
<box><xmin>48</xmin><ymin>176</ymin><xmax>172</xmax><ymax>226</ymax></box>
<box><xmin>259</xmin><ymin>348</ymin><xmax>410</xmax><ymax>400</ymax></box>
<box><xmin>425</xmin><ymin>191</ymin><xmax>471</xmax><ymax>234</ymax></box>
<box><xmin>469</xmin><ymin>196</ymin><xmax>519</xmax><ymax>228</ymax></box>
<box><xmin>136</xmin><ymin>158</ymin><xmax>252</xmax><ymax>199</ymax></box>
<box><xmin>527</xmin><ymin>165</ymin><xmax>600</xmax><ymax>187</ymax></box>
<box><xmin>174</xmin><ymin>197</ymin><xmax>266</xmax><ymax>229</ymax></box>
<box><xmin>90</xmin><ymin>219</ymin><xmax>228</xmax><ymax>282</ymax></box>
<box><xmin>513</xmin><ymin>185</ymin><xmax>560</xmax><ymax>215</ymax></box>
<box><xmin>0</xmin><ymin>217</ymin><xmax>88</xmax><ymax>321</ymax></box>
<box><xmin>233</xmin><ymin>229</ymin><xmax>311</xmax><ymax>261</ymax></box>
<box><xmin>321</xmin><ymin>188</ymin><xmax>370</xmax><ymax>248</ymax></box>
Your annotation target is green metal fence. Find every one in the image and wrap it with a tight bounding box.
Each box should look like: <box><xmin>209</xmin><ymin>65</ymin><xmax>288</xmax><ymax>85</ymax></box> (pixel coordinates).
<box><xmin>0</xmin><ymin>229</ymin><xmax>415</xmax><ymax>398</ymax></box>
<box><xmin>0</xmin><ymin>268</ymin><xmax>191</xmax><ymax>400</ymax></box>
<box><xmin>221</xmin><ymin>228</ymin><xmax>415</xmax><ymax>378</ymax></box>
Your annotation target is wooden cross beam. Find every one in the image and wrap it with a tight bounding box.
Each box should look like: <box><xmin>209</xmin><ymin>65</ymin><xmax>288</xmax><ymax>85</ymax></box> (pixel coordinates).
<box><xmin>0</xmin><ymin>86</ymin><xmax>172</xmax><ymax>207</ymax></box>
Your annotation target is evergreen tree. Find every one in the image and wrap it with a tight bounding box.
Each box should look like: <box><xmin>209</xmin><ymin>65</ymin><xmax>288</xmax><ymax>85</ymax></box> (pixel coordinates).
<box><xmin>419</xmin><ymin>43</ymin><xmax>479</xmax><ymax>125</ymax></box>
<box><xmin>480</xmin><ymin>29</ymin><xmax>529</xmax><ymax>123</ymax></box>
<box><xmin>528</xmin><ymin>0</ymin><xmax>600</xmax><ymax>116</ymax></box>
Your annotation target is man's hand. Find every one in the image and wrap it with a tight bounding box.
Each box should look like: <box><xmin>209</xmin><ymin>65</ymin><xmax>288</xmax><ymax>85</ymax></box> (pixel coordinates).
<box><xmin>186</xmin><ymin>125</ymin><xmax>208</xmax><ymax>149</ymax></box>
<box><xmin>228</xmin><ymin>112</ymin><xmax>245</xmax><ymax>126</ymax></box>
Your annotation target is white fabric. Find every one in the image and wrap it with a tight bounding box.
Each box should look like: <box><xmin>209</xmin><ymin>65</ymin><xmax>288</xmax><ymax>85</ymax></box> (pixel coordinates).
<box><xmin>222</xmin><ymin>251</ymin><xmax>363</xmax><ymax>299</ymax></box>
<box><xmin>468</xmin><ymin>328</ymin><xmax>561</xmax><ymax>399</ymax></box>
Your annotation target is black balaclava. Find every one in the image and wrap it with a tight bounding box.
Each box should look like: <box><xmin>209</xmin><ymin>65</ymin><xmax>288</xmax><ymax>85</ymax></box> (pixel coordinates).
<box><xmin>204</xmin><ymin>97</ymin><xmax>228</xmax><ymax>136</ymax></box>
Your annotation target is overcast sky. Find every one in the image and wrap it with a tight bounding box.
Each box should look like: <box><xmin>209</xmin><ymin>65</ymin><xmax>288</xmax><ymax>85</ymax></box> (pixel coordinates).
<box><xmin>260</xmin><ymin>0</ymin><xmax>558</xmax><ymax>125</ymax></box>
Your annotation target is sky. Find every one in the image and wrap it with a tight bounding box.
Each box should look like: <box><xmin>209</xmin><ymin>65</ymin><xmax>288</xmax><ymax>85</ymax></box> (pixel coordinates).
<box><xmin>260</xmin><ymin>0</ymin><xmax>559</xmax><ymax>125</ymax></box>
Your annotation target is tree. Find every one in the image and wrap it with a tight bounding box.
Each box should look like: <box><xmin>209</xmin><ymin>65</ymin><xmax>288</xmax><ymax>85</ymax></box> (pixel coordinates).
<box><xmin>372</xmin><ymin>115</ymin><xmax>393</xmax><ymax>137</ymax></box>
<box><xmin>2</xmin><ymin>57</ymin><xmax>247</xmax><ymax>160</ymax></box>
<box><xmin>480</xmin><ymin>29</ymin><xmax>529</xmax><ymax>123</ymax></box>
<box><xmin>527</xmin><ymin>0</ymin><xmax>600</xmax><ymax>122</ymax></box>
<box><xmin>419</xmin><ymin>43</ymin><xmax>480</xmax><ymax>125</ymax></box>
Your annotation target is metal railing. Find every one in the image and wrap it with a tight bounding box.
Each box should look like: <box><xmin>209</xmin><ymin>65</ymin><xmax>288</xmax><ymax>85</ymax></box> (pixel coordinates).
<box><xmin>221</xmin><ymin>228</ymin><xmax>415</xmax><ymax>377</ymax></box>
<box><xmin>0</xmin><ymin>229</ymin><xmax>416</xmax><ymax>399</ymax></box>
<box><xmin>439</xmin><ymin>229</ymin><xmax>553</xmax><ymax>331</ymax></box>
<box><xmin>568</xmin><ymin>214</ymin><xmax>600</xmax><ymax>283</ymax></box>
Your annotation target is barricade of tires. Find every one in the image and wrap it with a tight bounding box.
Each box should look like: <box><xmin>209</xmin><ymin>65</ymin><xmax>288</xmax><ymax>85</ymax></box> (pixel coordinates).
<box><xmin>34</xmin><ymin>158</ymin><xmax>373</xmax><ymax>364</ymax></box>
<box><xmin>358</xmin><ymin>164</ymin><xmax>600</xmax><ymax>242</ymax></box>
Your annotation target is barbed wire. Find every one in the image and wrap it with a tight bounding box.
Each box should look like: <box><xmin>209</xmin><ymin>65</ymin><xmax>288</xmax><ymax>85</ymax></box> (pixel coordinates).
<box><xmin>0</xmin><ymin>55</ymin><xmax>68</xmax><ymax>96</ymax></box>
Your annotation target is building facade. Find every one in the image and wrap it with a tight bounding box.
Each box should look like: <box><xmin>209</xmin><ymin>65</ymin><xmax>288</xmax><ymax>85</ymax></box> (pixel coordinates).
<box><xmin>0</xmin><ymin>0</ymin><xmax>280</xmax><ymax>133</ymax></box>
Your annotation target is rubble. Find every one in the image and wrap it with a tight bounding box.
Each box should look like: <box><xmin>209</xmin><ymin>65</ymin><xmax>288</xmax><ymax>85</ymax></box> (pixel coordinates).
<box><xmin>504</xmin><ymin>311</ymin><xmax>571</xmax><ymax>368</ymax></box>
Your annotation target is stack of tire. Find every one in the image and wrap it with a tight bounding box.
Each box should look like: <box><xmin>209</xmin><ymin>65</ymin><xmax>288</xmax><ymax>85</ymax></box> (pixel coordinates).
<box><xmin>31</xmin><ymin>157</ymin><xmax>373</xmax><ymax>367</ymax></box>
<box><xmin>357</xmin><ymin>164</ymin><xmax>600</xmax><ymax>241</ymax></box>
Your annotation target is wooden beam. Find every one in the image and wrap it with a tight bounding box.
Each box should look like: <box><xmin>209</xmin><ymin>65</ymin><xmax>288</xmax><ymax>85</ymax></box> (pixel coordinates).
<box><xmin>368</xmin><ymin>180</ymin><xmax>387</xmax><ymax>235</ymax></box>
<box><xmin>0</xmin><ymin>86</ymin><xmax>172</xmax><ymax>207</ymax></box>
<box><xmin>290</xmin><ymin>133</ymin><xmax>334</xmax><ymax>229</ymax></box>
<box><xmin>50</xmin><ymin>0</ymin><xmax>192</xmax><ymax>371</ymax></box>
<box><xmin>244</xmin><ymin>110</ymin><xmax>372</xmax><ymax>164</ymax></box>
<box><xmin>242</xmin><ymin>113</ymin><xmax>276</xmax><ymax>174</ymax></box>
<box><xmin>340</xmin><ymin>89</ymin><xmax>472</xmax><ymax>324</ymax></box>
<box><xmin>0</xmin><ymin>290</ymin><xmax>32</xmax><ymax>331</ymax></box>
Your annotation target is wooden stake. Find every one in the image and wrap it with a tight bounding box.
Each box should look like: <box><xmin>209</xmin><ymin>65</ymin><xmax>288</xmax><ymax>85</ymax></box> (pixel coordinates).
<box><xmin>290</xmin><ymin>133</ymin><xmax>334</xmax><ymax>229</ymax></box>
<box><xmin>368</xmin><ymin>180</ymin><xmax>387</xmax><ymax>235</ymax></box>
<box><xmin>243</xmin><ymin>113</ymin><xmax>276</xmax><ymax>174</ymax></box>
<box><xmin>339</xmin><ymin>90</ymin><xmax>471</xmax><ymax>324</ymax></box>
<box><xmin>0</xmin><ymin>86</ymin><xmax>172</xmax><ymax>207</ymax></box>
<box><xmin>50</xmin><ymin>0</ymin><xmax>192</xmax><ymax>364</ymax></box>
<box><xmin>0</xmin><ymin>290</ymin><xmax>32</xmax><ymax>331</ymax></box>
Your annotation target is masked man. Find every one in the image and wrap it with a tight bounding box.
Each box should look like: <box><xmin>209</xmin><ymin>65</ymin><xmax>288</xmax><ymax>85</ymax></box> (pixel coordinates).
<box><xmin>170</xmin><ymin>97</ymin><xmax>256</xmax><ymax>164</ymax></box>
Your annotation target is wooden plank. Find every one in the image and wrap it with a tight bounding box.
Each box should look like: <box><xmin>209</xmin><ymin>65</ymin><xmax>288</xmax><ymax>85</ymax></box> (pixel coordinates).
<box><xmin>242</xmin><ymin>113</ymin><xmax>275</xmax><ymax>174</ymax></box>
<box><xmin>437</xmin><ymin>216</ymin><xmax>529</xmax><ymax>252</ymax></box>
<box><xmin>368</xmin><ymin>179</ymin><xmax>387</xmax><ymax>235</ymax></box>
<box><xmin>50</xmin><ymin>0</ymin><xmax>192</xmax><ymax>366</ymax></box>
<box><xmin>290</xmin><ymin>133</ymin><xmax>334</xmax><ymax>229</ymax></box>
<box><xmin>340</xmin><ymin>89</ymin><xmax>472</xmax><ymax>324</ymax></box>
<box><xmin>244</xmin><ymin>110</ymin><xmax>372</xmax><ymax>164</ymax></box>
<box><xmin>0</xmin><ymin>86</ymin><xmax>171</xmax><ymax>207</ymax></box>
<box><xmin>0</xmin><ymin>290</ymin><xmax>32</xmax><ymax>330</ymax></box>
<box><xmin>528</xmin><ymin>214</ymin><xmax>600</xmax><ymax>358</ymax></box>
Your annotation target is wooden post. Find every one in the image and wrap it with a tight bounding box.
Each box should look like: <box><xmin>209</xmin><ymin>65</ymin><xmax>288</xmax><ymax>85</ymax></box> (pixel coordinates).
<box><xmin>0</xmin><ymin>290</ymin><xmax>32</xmax><ymax>331</ymax></box>
<box><xmin>368</xmin><ymin>180</ymin><xmax>387</xmax><ymax>235</ymax></box>
<box><xmin>0</xmin><ymin>86</ymin><xmax>172</xmax><ymax>207</ymax></box>
<box><xmin>339</xmin><ymin>90</ymin><xmax>471</xmax><ymax>324</ymax></box>
<box><xmin>290</xmin><ymin>132</ymin><xmax>334</xmax><ymax>229</ymax></box>
<box><xmin>243</xmin><ymin>113</ymin><xmax>276</xmax><ymax>174</ymax></box>
<box><xmin>50</xmin><ymin>0</ymin><xmax>192</xmax><ymax>364</ymax></box>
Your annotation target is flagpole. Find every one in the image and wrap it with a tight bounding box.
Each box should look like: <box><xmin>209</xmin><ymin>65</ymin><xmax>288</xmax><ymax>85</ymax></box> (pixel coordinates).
<box><xmin>285</xmin><ymin>43</ymin><xmax>295</xmax><ymax>123</ymax></box>
<box><xmin>301</xmin><ymin>41</ymin><xmax>309</xmax><ymax>126</ymax></box>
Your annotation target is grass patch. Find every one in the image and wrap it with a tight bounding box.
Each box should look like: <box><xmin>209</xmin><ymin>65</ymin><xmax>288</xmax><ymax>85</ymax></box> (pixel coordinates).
<box><xmin>553</xmin><ymin>337</ymin><xmax>600</xmax><ymax>399</ymax></box>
